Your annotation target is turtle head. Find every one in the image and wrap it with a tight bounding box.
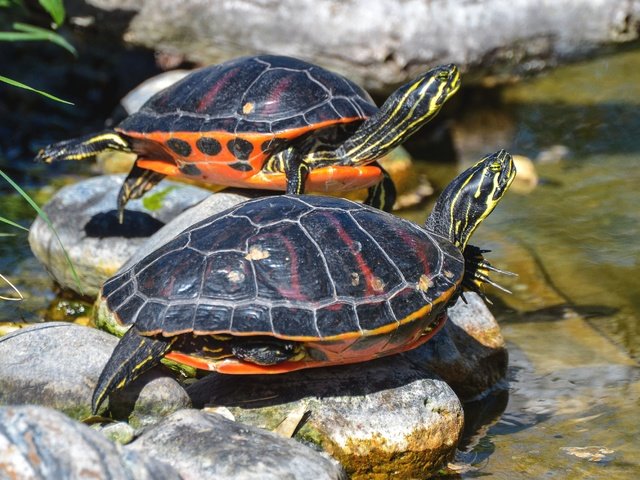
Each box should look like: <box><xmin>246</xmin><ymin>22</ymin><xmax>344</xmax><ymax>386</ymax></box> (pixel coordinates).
<box><xmin>425</xmin><ymin>150</ymin><xmax>516</xmax><ymax>250</ymax></box>
<box><xmin>388</xmin><ymin>64</ymin><xmax>461</xmax><ymax>131</ymax></box>
<box><xmin>425</xmin><ymin>150</ymin><xmax>516</xmax><ymax>299</ymax></box>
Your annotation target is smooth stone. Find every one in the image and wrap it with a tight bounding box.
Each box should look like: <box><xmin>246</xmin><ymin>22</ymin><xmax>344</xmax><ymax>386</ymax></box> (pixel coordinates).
<box><xmin>98</xmin><ymin>420</ymin><xmax>136</xmax><ymax>445</ymax></box>
<box><xmin>125</xmin><ymin>409</ymin><xmax>347</xmax><ymax>480</ymax></box>
<box><xmin>28</xmin><ymin>174</ymin><xmax>212</xmax><ymax>297</ymax></box>
<box><xmin>0</xmin><ymin>322</ymin><xmax>190</xmax><ymax>421</ymax></box>
<box><xmin>186</xmin><ymin>355</ymin><xmax>463</xmax><ymax>478</ymax></box>
<box><xmin>73</xmin><ymin>0</ymin><xmax>639</xmax><ymax>92</ymax></box>
<box><xmin>407</xmin><ymin>292</ymin><xmax>509</xmax><ymax>401</ymax></box>
<box><xmin>0</xmin><ymin>405</ymin><xmax>180</xmax><ymax>479</ymax></box>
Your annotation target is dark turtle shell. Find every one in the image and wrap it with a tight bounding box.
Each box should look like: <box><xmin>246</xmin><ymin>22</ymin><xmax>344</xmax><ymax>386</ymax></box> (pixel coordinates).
<box><xmin>120</xmin><ymin>55</ymin><xmax>377</xmax><ymax>136</ymax></box>
<box><xmin>102</xmin><ymin>195</ymin><xmax>464</xmax><ymax>345</ymax></box>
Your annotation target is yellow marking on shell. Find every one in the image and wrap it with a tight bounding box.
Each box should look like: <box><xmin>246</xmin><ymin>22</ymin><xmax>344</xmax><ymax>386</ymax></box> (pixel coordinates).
<box><xmin>444</xmin><ymin>270</ymin><xmax>455</xmax><ymax>279</ymax></box>
<box><xmin>226</xmin><ymin>270</ymin><xmax>245</xmax><ymax>284</ymax></box>
<box><xmin>418</xmin><ymin>274</ymin><xmax>432</xmax><ymax>291</ymax></box>
<box><xmin>243</xmin><ymin>102</ymin><xmax>255</xmax><ymax>114</ymax></box>
<box><xmin>351</xmin><ymin>272</ymin><xmax>360</xmax><ymax>286</ymax></box>
<box><xmin>371</xmin><ymin>276</ymin><xmax>386</xmax><ymax>292</ymax></box>
<box><xmin>245</xmin><ymin>246</ymin><xmax>270</xmax><ymax>260</ymax></box>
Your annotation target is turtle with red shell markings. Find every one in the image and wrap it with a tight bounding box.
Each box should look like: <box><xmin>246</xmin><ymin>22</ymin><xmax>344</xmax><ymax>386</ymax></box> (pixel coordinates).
<box><xmin>37</xmin><ymin>55</ymin><xmax>460</xmax><ymax>219</ymax></box>
<box><xmin>91</xmin><ymin>149</ymin><xmax>516</xmax><ymax>414</ymax></box>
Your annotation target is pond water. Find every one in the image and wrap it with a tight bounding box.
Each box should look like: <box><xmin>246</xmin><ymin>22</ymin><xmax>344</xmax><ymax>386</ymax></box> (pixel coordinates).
<box><xmin>1</xmin><ymin>47</ymin><xmax>639</xmax><ymax>477</ymax></box>
<box><xmin>439</xmin><ymin>48</ymin><xmax>640</xmax><ymax>478</ymax></box>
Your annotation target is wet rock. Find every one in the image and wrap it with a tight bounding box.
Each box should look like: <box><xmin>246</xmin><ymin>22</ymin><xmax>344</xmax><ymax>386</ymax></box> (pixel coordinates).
<box><xmin>187</xmin><ymin>355</ymin><xmax>463</xmax><ymax>478</ymax></box>
<box><xmin>0</xmin><ymin>322</ymin><xmax>190</xmax><ymax>421</ymax></box>
<box><xmin>125</xmin><ymin>409</ymin><xmax>347</xmax><ymax>480</ymax></box>
<box><xmin>407</xmin><ymin>292</ymin><xmax>509</xmax><ymax>401</ymax></box>
<box><xmin>98</xmin><ymin>420</ymin><xmax>136</xmax><ymax>445</ymax></box>
<box><xmin>72</xmin><ymin>0</ymin><xmax>640</xmax><ymax>92</ymax></box>
<box><xmin>28</xmin><ymin>174</ymin><xmax>212</xmax><ymax>297</ymax></box>
<box><xmin>0</xmin><ymin>405</ymin><xmax>180</xmax><ymax>479</ymax></box>
<box><xmin>511</xmin><ymin>155</ymin><xmax>539</xmax><ymax>194</ymax></box>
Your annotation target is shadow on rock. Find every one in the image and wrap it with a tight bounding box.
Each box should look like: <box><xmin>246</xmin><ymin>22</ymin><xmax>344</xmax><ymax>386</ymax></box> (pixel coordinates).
<box><xmin>84</xmin><ymin>210</ymin><xmax>165</xmax><ymax>238</ymax></box>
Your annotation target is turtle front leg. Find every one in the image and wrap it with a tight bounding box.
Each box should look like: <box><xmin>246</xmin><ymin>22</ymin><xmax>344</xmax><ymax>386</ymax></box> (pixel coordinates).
<box><xmin>364</xmin><ymin>162</ymin><xmax>397</xmax><ymax>212</ymax></box>
<box><xmin>92</xmin><ymin>325</ymin><xmax>176</xmax><ymax>415</ymax></box>
<box><xmin>36</xmin><ymin>131</ymin><xmax>132</xmax><ymax>163</ymax></box>
<box><xmin>283</xmin><ymin>149</ymin><xmax>310</xmax><ymax>195</ymax></box>
<box><xmin>118</xmin><ymin>161</ymin><xmax>166</xmax><ymax>223</ymax></box>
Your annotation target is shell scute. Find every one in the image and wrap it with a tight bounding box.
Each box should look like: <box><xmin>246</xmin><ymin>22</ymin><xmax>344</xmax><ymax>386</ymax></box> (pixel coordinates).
<box><xmin>315</xmin><ymin>302</ymin><xmax>360</xmax><ymax>338</ymax></box>
<box><xmin>300</xmin><ymin>209</ymin><xmax>403</xmax><ymax>298</ymax></box>
<box><xmin>231</xmin><ymin>196</ymin><xmax>311</xmax><ymax>225</ymax></box>
<box><xmin>271</xmin><ymin>306</ymin><xmax>317</xmax><ymax>338</ymax></box>
<box><xmin>231</xmin><ymin>304</ymin><xmax>272</xmax><ymax>334</ymax></box>
<box><xmin>201</xmin><ymin>252</ymin><xmax>255</xmax><ymax>302</ymax></box>
<box><xmin>249</xmin><ymin>221</ymin><xmax>332</xmax><ymax>303</ymax></box>
<box><xmin>193</xmin><ymin>304</ymin><xmax>232</xmax><ymax>333</ymax></box>
<box><xmin>136</xmin><ymin>248</ymin><xmax>205</xmax><ymax>300</ymax></box>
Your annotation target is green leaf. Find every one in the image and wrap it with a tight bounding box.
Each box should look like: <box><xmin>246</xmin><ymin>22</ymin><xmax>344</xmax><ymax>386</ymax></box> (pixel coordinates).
<box><xmin>142</xmin><ymin>186</ymin><xmax>177</xmax><ymax>211</ymax></box>
<box><xmin>10</xmin><ymin>22</ymin><xmax>77</xmax><ymax>56</ymax></box>
<box><xmin>0</xmin><ymin>215</ymin><xmax>28</xmax><ymax>231</ymax></box>
<box><xmin>38</xmin><ymin>0</ymin><xmax>65</xmax><ymax>26</ymax></box>
<box><xmin>0</xmin><ymin>74</ymin><xmax>74</xmax><ymax>105</ymax></box>
<box><xmin>0</xmin><ymin>169</ymin><xmax>84</xmax><ymax>295</ymax></box>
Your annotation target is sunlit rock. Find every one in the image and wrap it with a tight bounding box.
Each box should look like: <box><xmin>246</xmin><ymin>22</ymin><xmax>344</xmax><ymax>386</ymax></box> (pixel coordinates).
<box><xmin>28</xmin><ymin>175</ymin><xmax>212</xmax><ymax>296</ymax></box>
<box><xmin>0</xmin><ymin>405</ymin><xmax>180</xmax><ymax>479</ymax></box>
<box><xmin>186</xmin><ymin>355</ymin><xmax>464</xmax><ymax>478</ymax></box>
<box><xmin>0</xmin><ymin>322</ymin><xmax>190</xmax><ymax>421</ymax></box>
<box><xmin>125</xmin><ymin>409</ymin><xmax>347</xmax><ymax>479</ymax></box>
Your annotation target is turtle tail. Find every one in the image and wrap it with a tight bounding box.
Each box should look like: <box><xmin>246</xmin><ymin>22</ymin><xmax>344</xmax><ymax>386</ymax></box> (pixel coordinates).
<box><xmin>92</xmin><ymin>326</ymin><xmax>175</xmax><ymax>415</ymax></box>
<box><xmin>35</xmin><ymin>131</ymin><xmax>132</xmax><ymax>164</ymax></box>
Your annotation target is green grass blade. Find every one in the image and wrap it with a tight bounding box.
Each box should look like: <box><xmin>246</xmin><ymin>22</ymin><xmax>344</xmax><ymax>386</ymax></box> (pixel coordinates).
<box><xmin>12</xmin><ymin>22</ymin><xmax>76</xmax><ymax>56</ymax></box>
<box><xmin>0</xmin><ymin>169</ymin><xmax>84</xmax><ymax>295</ymax></box>
<box><xmin>0</xmin><ymin>75</ymin><xmax>74</xmax><ymax>105</ymax></box>
<box><xmin>38</xmin><ymin>0</ymin><xmax>65</xmax><ymax>26</ymax></box>
<box><xmin>0</xmin><ymin>273</ymin><xmax>23</xmax><ymax>301</ymax></box>
<box><xmin>0</xmin><ymin>215</ymin><xmax>29</xmax><ymax>231</ymax></box>
<box><xmin>0</xmin><ymin>31</ymin><xmax>49</xmax><ymax>41</ymax></box>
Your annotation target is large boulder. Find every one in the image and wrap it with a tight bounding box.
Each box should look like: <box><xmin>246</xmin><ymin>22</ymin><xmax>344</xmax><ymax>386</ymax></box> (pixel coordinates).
<box><xmin>69</xmin><ymin>0</ymin><xmax>640</xmax><ymax>92</ymax></box>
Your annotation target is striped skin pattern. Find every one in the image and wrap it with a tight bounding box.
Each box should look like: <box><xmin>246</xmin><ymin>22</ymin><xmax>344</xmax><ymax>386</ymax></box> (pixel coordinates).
<box><xmin>101</xmin><ymin>195</ymin><xmax>463</xmax><ymax>370</ymax></box>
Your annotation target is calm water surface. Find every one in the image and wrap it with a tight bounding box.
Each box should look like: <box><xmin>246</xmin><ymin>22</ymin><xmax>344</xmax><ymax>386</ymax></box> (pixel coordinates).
<box><xmin>1</xmin><ymin>48</ymin><xmax>639</xmax><ymax>478</ymax></box>
<box><xmin>440</xmin><ymin>48</ymin><xmax>640</xmax><ymax>478</ymax></box>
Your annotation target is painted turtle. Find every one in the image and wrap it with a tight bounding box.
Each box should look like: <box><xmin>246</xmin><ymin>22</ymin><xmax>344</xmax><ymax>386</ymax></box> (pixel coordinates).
<box><xmin>37</xmin><ymin>55</ymin><xmax>460</xmax><ymax>219</ymax></box>
<box><xmin>91</xmin><ymin>149</ymin><xmax>516</xmax><ymax>413</ymax></box>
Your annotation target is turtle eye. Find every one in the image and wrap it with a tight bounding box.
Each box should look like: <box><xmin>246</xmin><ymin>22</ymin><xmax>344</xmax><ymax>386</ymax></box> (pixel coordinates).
<box><xmin>437</xmin><ymin>71</ymin><xmax>450</xmax><ymax>81</ymax></box>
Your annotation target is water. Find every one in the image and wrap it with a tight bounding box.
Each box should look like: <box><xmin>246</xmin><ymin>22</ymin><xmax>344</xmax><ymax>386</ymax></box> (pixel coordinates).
<box><xmin>1</xmin><ymin>48</ymin><xmax>639</xmax><ymax>477</ymax></box>
<box><xmin>439</xmin><ymin>48</ymin><xmax>640</xmax><ymax>477</ymax></box>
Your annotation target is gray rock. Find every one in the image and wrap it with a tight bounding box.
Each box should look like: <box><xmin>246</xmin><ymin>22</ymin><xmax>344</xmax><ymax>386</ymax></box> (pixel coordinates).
<box><xmin>98</xmin><ymin>420</ymin><xmax>136</xmax><ymax>444</ymax></box>
<box><xmin>125</xmin><ymin>409</ymin><xmax>347</xmax><ymax>480</ymax></box>
<box><xmin>407</xmin><ymin>292</ymin><xmax>508</xmax><ymax>401</ymax></box>
<box><xmin>187</xmin><ymin>355</ymin><xmax>463</xmax><ymax>478</ymax></box>
<box><xmin>0</xmin><ymin>405</ymin><xmax>180</xmax><ymax>479</ymax></box>
<box><xmin>29</xmin><ymin>174</ymin><xmax>212</xmax><ymax>296</ymax></box>
<box><xmin>72</xmin><ymin>0</ymin><xmax>640</xmax><ymax>92</ymax></box>
<box><xmin>0</xmin><ymin>322</ymin><xmax>190</xmax><ymax>421</ymax></box>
